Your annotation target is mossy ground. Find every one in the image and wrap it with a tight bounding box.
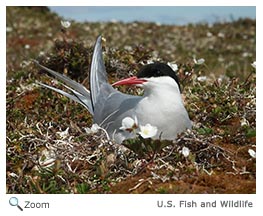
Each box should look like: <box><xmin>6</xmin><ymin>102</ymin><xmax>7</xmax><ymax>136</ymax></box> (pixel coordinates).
<box><xmin>6</xmin><ymin>7</ymin><xmax>256</xmax><ymax>194</ymax></box>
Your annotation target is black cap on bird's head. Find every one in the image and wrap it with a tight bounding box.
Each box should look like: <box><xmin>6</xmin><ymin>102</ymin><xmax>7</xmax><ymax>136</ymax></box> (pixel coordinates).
<box><xmin>113</xmin><ymin>62</ymin><xmax>181</xmax><ymax>92</ymax></box>
<box><xmin>137</xmin><ymin>62</ymin><xmax>181</xmax><ymax>92</ymax></box>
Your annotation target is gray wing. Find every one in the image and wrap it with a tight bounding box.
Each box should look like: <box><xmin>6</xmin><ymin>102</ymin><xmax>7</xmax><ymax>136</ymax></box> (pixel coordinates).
<box><xmin>90</xmin><ymin>36</ymin><xmax>144</xmax><ymax>142</ymax></box>
<box><xmin>93</xmin><ymin>83</ymin><xmax>142</xmax><ymax>141</ymax></box>
<box><xmin>37</xmin><ymin>81</ymin><xmax>93</xmax><ymax>114</ymax></box>
<box><xmin>35</xmin><ymin>36</ymin><xmax>142</xmax><ymax>143</ymax></box>
<box><xmin>33</xmin><ymin>60</ymin><xmax>93</xmax><ymax>114</ymax></box>
<box><xmin>90</xmin><ymin>35</ymin><xmax>110</xmax><ymax>109</ymax></box>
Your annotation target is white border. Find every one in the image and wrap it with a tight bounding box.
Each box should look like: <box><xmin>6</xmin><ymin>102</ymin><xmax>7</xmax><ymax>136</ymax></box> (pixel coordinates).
<box><xmin>1</xmin><ymin>1</ymin><xmax>261</xmax><ymax>215</ymax></box>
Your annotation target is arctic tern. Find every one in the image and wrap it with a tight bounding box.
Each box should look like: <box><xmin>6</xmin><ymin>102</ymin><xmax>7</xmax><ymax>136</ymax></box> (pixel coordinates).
<box><xmin>35</xmin><ymin>36</ymin><xmax>191</xmax><ymax>143</ymax></box>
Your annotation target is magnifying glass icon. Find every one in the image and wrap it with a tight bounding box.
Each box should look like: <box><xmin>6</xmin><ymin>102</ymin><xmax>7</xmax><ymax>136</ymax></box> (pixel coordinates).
<box><xmin>9</xmin><ymin>197</ymin><xmax>23</xmax><ymax>211</ymax></box>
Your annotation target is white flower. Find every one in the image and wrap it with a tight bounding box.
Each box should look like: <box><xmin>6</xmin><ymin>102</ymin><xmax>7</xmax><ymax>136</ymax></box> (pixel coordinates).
<box><xmin>181</xmin><ymin>146</ymin><xmax>190</xmax><ymax>157</ymax></box>
<box><xmin>141</xmin><ymin>59</ymin><xmax>154</xmax><ymax>65</ymax></box>
<box><xmin>61</xmin><ymin>20</ymin><xmax>71</xmax><ymax>28</ymax></box>
<box><xmin>85</xmin><ymin>124</ymin><xmax>110</xmax><ymax>140</ymax></box>
<box><xmin>193</xmin><ymin>58</ymin><xmax>205</xmax><ymax>65</ymax></box>
<box><xmin>147</xmin><ymin>59</ymin><xmax>155</xmax><ymax>64</ymax></box>
<box><xmin>248</xmin><ymin>149</ymin><xmax>256</xmax><ymax>158</ymax></box>
<box><xmin>206</xmin><ymin>32</ymin><xmax>213</xmax><ymax>37</ymax></box>
<box><xmin>84</xmin><ymin>123</ymin><xmax>100</xmax><ymax>134</ymax></box>
<box><xmin>39</xmin><ymin>51</ymin><xmax>45</xmax><ymax>56</ymax></box>
<box><xmin>6</xmin><ymin>26</ymin><xmax>13</xmax><ymax>32</ymax></box>
<box><xmin>24</xmin><ymin>44</ymin><xmax>30</xmax><ymax>49</ymax></box>
<box><xmin>120</xmin><ymin>116</ymin><xmax>138</xmax><ymax>132</ymax></box>
<box><xmin>251</xmin><ymin>61</ymin><xmax>256</xmax><ymax>69</ymax></box>
<box><xmin>167</xmin><ymin>62</ymin><xmax>178</xmax><ymax>72</ymax></box>
<box><xmin>242</xmin><ymin>52</ymin><xmax>252</xmax><ymax>57</ymax></box>
<box><xmin>217</xmin><ymin>32</ymin><xmax>225</xmax><ymax>38</ymax></box>
<box><xmin>197</xmin><ymin>76</ymin><xmax>207</xmax><ymax>82</ymax></box>
<box><xmin>56</xmin><ymin>127</ymin><xmax>69</xmax><ymax>138</ymax></box>
<box><xmin>124</xmin><ymin>45</ymin><xmax>132</xmax><ymax>51</ymax></box>
<box><xmin>138</xmin><ymin>123</ymin><xmax>158</xmax><ymax>139</ymax></box>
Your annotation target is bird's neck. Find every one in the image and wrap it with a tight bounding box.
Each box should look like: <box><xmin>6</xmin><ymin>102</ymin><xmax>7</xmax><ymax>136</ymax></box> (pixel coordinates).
<box><xmin>143</xmin><ymin>83</ymin><xmax>182</xmax><ymax>104</ymax></box>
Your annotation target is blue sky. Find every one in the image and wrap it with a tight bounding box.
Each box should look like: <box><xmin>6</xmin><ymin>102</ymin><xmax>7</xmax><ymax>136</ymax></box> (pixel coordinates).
<box><xmin>49</xmin><ymin>6</ymin><xmax>256</xmax><ymax>25</ymax></box>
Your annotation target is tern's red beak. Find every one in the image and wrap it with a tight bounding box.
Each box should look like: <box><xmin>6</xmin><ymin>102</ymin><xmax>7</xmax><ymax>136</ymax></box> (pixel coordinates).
<box><xmin>112</xmin><ymin>76</ymin><xmax>147</xmax><ymax>86</ymax></box>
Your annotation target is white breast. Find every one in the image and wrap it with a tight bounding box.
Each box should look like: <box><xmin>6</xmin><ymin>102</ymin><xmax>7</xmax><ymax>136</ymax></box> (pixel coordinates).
<box><xmin>135</xmin><ymin>76</ymin><xmax>191</xmax><ymax>140</ymax></box>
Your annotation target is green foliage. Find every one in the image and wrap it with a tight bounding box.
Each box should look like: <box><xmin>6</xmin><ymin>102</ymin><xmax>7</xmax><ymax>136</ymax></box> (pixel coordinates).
<box><xmin>197</xmin><ymin>126</ymin><xmax>214</xmax><ymax>135</ymax></box>
<box><xmin>123</xmin><ymin>136</ymin><xmax>174</xmax><ymax>158</ymax></box>
<box><xmin>76</xmin><ymin>183</ymin><xmax>90</xmax><ymax>194</ymax></box>
<box><xmin>245</xmin><ymin>128</ymin><xmax>256</xmax><ymax>138</ymax></box>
